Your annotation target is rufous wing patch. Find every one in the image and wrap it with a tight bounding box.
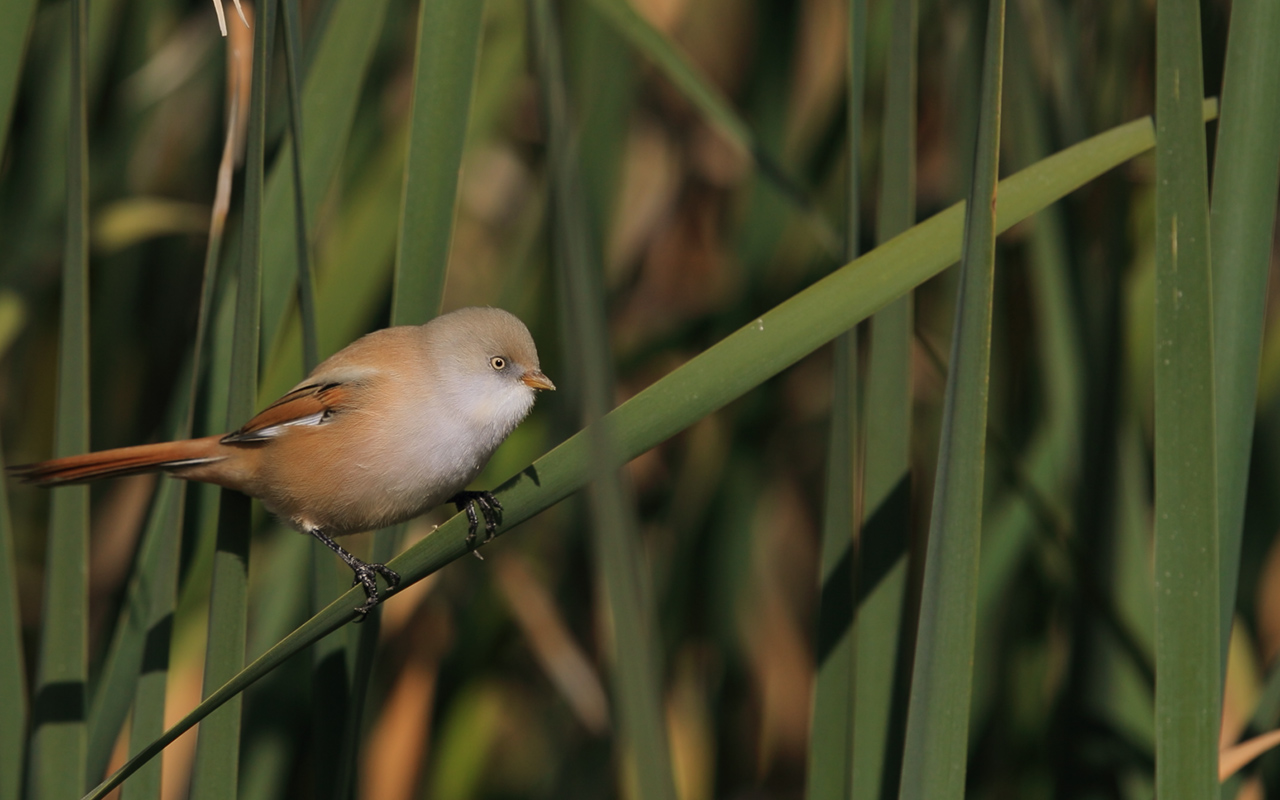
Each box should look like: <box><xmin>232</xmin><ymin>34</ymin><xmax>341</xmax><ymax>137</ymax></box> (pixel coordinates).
<box><xmin>222</xmin><ymin>382</ymin><xmax>352</xmax><ymax>443</ymax></box>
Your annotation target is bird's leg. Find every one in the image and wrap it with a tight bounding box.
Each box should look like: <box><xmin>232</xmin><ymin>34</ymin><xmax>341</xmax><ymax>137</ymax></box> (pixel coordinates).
<box><xmin>306</xmin><ymin>526</ymin><xmax>400</xmax><ymax>616</ymax></box>
<box><xmin>451</xmin><ymin>490</ymin><xmax>503</xmax><ymax>547</ymax></box>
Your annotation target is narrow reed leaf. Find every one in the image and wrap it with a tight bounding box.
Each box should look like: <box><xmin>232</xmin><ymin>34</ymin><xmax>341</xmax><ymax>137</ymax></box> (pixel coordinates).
<box><xmin>899</xmin><ymin>0</ymin><xmax>1004</xmax><ymax>797</ymax></box>
<box><xmin>807</xmin><ymin>0</ymin><xmax>866</xmax><ymax>795</ymax></box>
<box><xmin>1153</xmin><ymin>0</ymin><xmax>1220</xmax><ymax>795</ymax></box>
<box><xmin>0</xmin><ymin>0</ymin><xmax>37</xmax><ymax>161</ymax></box>
<box><xmin>968</xmin><ymin>10</ymin><xmax>1088</xmax><ymax>742</ymax></box>
<box><xmin>809</xmin><ymin>333</ymin><xmax>859</xmax><ymax>800</ymax></box>
<box><xmin>97</xmin><ymin>477</ymin><xmax>183</xmax><ymax>800</ymax></box>
<box><xmin>566</xmin><ymin>2</ymin><xmax>632</xmax><ymax>240</ymax></box>
<box><xmin>31</xmin><ymin>0</ymin><xmax>91</xmax><ymax>795</ymax></box>
<box><xmin>307</xmin><ymin>548</ymin><xmax>353</xmax><ymax>800</ymax></box>
<box><xmin>391</xmin><ymin>0</ymin><xmax>484</xmax><ymax>326</ymax></box>
<box><xmin>965</xmin><ymin>0</ymin><xmax>1081</xmax><ymax>648</ymax></box>
<box><xmin>258</xmin><ymin>0</ymin><xmax>393</xmax><ymax>356</ymax></box>
<box><xmin>279</xmin><ymin>0</ymin><xmax>318</xmax><ymax>372</ymax></box>
<box><xmin>0</xmin><ymin>434</ymin><xmax>24</xmax><ymax>800</ymax></box>
<box><xmin>118</xmin><ymin>44</ymin><xmax>243</xmax><ymax>797</ymax></box>
<box><xmin>118</xmin><ymin>488</ymin><xmax>184</xmax><ymax>798</ymax></box>
<box><xmin>87</xmin><ymin>185</ymin><xmax>230</xmax><ymax>794</ymax></box>
<box><xmin>583</xmin><ymin>0</ymin><xmax>838</xmax><ymax>252</ymax></box>
<box><xmin>272</xmin><ymin>0</ymin><xmax>354</xmax><ymax>791</ymax></box>
<box><xmin>1211</xmin><ymin>0</ymin><xmax>1280</xmax><ymax>664</ymax></box>
<box><xmin>190</xmin><ymin>2</ymin><xmax>273</xmax><ymax>797</ymax></box>
<box><xmin>531</xmin><ymin>2</ymin><xmax>677</xmax><ymax>798</ymax></box>
<box><xmin>854</xmin><ymin>0</ymin><xmax>917</xmax><ymax>795</ymax></box>
<box><xmin>225</xmin><ymin>1</ymin><xmax>270</xmax><ymax>469</ymax></box>
<box><xmin>81</xmin><ymin>101</ymin><xmax>1220</xmax><ymax>800</ymax></box>
<box><xmin>332</xmin><ymin>587</ymin><xmax>378</xmax><ymax>800</ymax></box>
<box><xmin>82</xmin><ymin>401</ymin><xmax>185</xmax><ymax>784</ymax></box>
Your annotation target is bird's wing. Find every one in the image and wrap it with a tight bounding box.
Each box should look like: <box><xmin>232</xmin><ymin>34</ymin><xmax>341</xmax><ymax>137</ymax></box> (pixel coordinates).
<box><xmin>222</xmin><ymin>382</ymin><xmax>354</xmax><ymax>443</ymax></box>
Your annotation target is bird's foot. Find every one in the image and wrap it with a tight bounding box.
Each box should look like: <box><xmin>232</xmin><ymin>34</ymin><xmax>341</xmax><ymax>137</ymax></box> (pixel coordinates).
<box><xmin>306</xmin><ymin>526</ymin><xmax>400</xmax><ymax>618</ymax></box>
<box><xmin>350</xmin><ymin>561</ymin><xmax>402</xmax><ymax>618</ymax></box>
<box><xmin>452</xmin><ymin>490</ymin><xmax>503</xmax><ymax>548</ymax></box>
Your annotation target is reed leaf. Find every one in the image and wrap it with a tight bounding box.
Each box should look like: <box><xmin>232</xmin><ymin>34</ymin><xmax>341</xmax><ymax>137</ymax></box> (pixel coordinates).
<box><xmin>806</xmin><ymin>0</ymin><xmax>866</xmax><ymax>794</ymax></box>
<box><xmin>583</xmin><ymin>0</ymin><xmax>837</xmax><ymax>252</ymax></box>
<box><xmin>30</xmin><ymin>0</ymin><xmax>90</xmax><ymax>794</ymax></box>
<box><xmin>279</xmin><ymin>0</ymin><xmax>318</xmax><ymax>373</ymax></box>
<box><xmin>898</xmin><ymin>0</ymin><xmax>1004</xmax><ymax>796</ymax></box>
<box><xmin>531</xmin><ymin>1</ymin><xmax>677</xmax><ymax>796</ymax></box>
<box><xmin>0</xmin><ymin>441</ymin><xmax>24</xmax><ymax>800</ymax></box>
<box><xmin>391</xmin><ymin>0</ymin><xmax>484</xmax><ymax>325</ymax></box>
<box><xmin>258</xmin><ymin>0</ymin><xmax>393</xmax><ymax>360</ymax></box>
<box><xmin>189</xmin><ymin>2</ymin><xmax>273</xmax><ymax>796</ymax></box>
<box><xmin>0</xmin><ymin>0</ymin><xmax>36</xmax><ymax>162</ymax></box>
<box><xmin>853</xmin><ymin>0</ymin><xmax>918</xmax><ymax>794</ymax></box>
<box><xmin>1210</xmin><ymin>0</ymin><xmax>1280</xmax><ymax>664</ymax></box>
<box><xmin>1153</xmin><ymin>0</ymin><xmax>1220</xmax><ymax>795</ymax></box>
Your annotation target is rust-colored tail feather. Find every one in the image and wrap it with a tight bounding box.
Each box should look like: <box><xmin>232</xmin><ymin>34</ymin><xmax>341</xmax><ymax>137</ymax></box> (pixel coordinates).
<box><xmin>8</xmin><ymin>436</ymin><xmax>226</xmax><ymax>486</ymax></box>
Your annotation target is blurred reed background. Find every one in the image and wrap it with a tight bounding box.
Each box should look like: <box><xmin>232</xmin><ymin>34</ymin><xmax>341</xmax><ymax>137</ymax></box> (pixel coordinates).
<box><xmin>0</xmin><ymin>0</ymin><xmax>1278</xmax><ymax>798</ymax></box>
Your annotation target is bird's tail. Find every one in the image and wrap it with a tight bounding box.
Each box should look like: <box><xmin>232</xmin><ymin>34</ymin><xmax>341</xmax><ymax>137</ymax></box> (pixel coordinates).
<box><xmin>8</xmin><ymin>436</ymin><xmax>227</xmax><ymax>486</ymax></box>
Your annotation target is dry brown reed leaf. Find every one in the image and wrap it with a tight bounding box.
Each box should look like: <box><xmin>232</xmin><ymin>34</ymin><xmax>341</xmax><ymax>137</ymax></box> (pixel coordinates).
<box><xmin>495</xmin><ymin>552</ymin><xmax>611</xmax><ymax>734</ymax></box>
<box><xmin>211</xmin><ymin>0</ymin><xmax>249</xmax><ymax>38</ymax></box>
<box><xmin>1220</xmin><ymin>727</ymin><xmax>1280</xmax><ymax>782</ymax></box>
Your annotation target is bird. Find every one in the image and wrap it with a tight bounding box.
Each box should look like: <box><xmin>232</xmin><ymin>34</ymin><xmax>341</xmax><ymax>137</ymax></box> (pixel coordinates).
<box><xmin>9</xmin><ymin>306</ymin><xmax>555</xmax><ymax>614</ymax></box>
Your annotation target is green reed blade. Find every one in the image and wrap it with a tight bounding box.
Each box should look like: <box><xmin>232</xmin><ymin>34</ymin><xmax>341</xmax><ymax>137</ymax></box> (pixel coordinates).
<box><xmin>30</xmin><ymin>0</ymin><xmax>90</xmax><ymax>794</ymax></box>
<box><xmin>279</xmin><ymin>0</ymin><xmax>318</xmax><ymax>373</ymax></box>
<box><xmin>0</xmin><ymin>0</ymin><xmax>36</xmax><ymax>162</ymax></box>
<box><xmin>531</xmin><ymin>1</ymin><xmax>677</xmax><ymax>797</ymax></box>
<box><xmin>258</xmin><ymin>0</ymin><xmax>393</xmax><ymax>357</ymax></box>
<box><xmin>1210</xmin><ymin>0</ymin><xmax>1280</xmax><ymax>666</ymax></box>
<box><xmin>806</xmin><ymin>0</ymin><xmax>866</xmax><ymax>795</ymax></box>
<box><xmin>898</xmin><ymin>0</ymin><xmax>1004</xmax><ymax>796</ymax></box>
<box><xmin>0</xmin><ymin>440</ymin><xmax>25</xmax><ymax>800</ymax></box>
<box><xmin>1153</xmin><ymin>0</ymin><xmax>1219</xmax><ymax>796</ymax></box>
<box><xmin>189</xmin><ymin>3</ymin><xmax>273</xmax><ymax>797</ymax></box>
<box><xmin>853</xmin><ymin>0</ymin><xmax>917</xmax><ymax>794</ymax></box>
<box><xmin>391</xmin><ymin>0</ymin><xmax>484</xmax><ymax>325</ymax></box>
<box><xmin>584</xmin><ymin>0</ymin><xmax>838</xmax><ymax>253</ymax></box>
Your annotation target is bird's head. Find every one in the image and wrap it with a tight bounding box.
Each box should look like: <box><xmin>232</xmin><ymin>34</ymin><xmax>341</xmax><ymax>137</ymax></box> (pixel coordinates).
<box><xmin>428</xmin><ymin>307</ymin><xmax>555</xmax><ymax>435</ymax></box>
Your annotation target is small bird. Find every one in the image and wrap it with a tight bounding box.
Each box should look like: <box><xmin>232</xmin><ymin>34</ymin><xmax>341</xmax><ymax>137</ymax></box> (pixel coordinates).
<box><xmin>10</xmin><ymin>306</ymin><xmax>554</xmax><ymax>613</ymax></box>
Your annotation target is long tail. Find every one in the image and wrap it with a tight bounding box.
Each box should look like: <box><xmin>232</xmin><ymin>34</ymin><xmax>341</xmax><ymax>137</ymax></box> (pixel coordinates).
<box><xmin>8</xmin><ymin>436</ymin><xmax>227</xmax><ymax>486</ymax></box>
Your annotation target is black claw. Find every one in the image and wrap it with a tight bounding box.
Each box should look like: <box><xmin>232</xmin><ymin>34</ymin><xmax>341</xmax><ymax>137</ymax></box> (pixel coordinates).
<box><xmin>373</xmin><ymin>562</ymin><xmax>401</xmax><ymax>588</ymax></box>
<box><xmin>451</xmin><ymin>490</ymin><xmax>503</xmax><ymax>547</ymax></box>
<box><xmin>351</xmin><ymin>565</ymin><xmax>382</xmax><ymax>617</ymax></box>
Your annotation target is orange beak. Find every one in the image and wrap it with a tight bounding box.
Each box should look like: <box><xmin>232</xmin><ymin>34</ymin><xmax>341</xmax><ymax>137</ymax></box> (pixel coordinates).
<box><xmin>521</xmin><ymin>370</ymin><xmax>556</xmax><ymax>391</ymax></box>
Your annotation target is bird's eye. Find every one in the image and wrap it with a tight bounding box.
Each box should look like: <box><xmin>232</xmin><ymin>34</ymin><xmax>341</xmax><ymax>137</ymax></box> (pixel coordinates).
<box><xmin>490</xmin><ymin>356</ymin><xmax>507</xmax><ymax>371</ymax></box>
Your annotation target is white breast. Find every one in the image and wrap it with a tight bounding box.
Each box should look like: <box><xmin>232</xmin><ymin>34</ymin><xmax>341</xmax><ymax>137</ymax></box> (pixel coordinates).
<box><xmin>367</xmin><ymin>373</ymin><xmax>536</xmax><ymax>515</ymax></box>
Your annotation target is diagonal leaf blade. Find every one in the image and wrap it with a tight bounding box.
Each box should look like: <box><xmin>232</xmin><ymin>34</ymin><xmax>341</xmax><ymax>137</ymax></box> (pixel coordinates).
<box><xmin>80</xmin><ymin>99</ymin><xmax>1220</xmax><ymax>800</ymax></box>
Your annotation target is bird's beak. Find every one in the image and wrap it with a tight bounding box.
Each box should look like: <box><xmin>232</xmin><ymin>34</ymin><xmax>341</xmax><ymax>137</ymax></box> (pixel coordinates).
<box><xmin>522</xmin><ymin>370</ymin><xmax>556</xmax><ymax>391</ymax></box>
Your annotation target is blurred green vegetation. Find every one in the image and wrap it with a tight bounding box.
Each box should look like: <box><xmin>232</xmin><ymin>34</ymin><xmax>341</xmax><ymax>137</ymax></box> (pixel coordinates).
<box><xmin>1</xmin><ymin>0</ymin><xmax>1278</xmax><ymax>798</ymax></box>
